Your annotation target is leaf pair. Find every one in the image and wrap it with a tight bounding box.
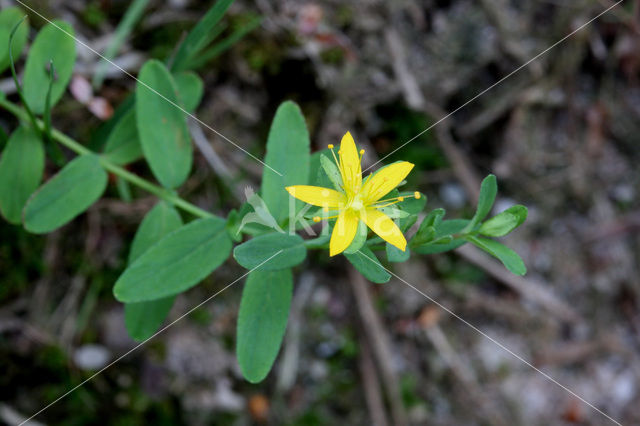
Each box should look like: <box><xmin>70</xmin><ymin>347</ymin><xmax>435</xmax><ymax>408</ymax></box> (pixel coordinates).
<box><xmin>234</xmin><ymin>101</ymin><xmax>310</xmax><ymax>383</ymax></box>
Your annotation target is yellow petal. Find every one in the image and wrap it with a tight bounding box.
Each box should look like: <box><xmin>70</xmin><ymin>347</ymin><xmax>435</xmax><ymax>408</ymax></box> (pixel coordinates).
<box><xmin>361</xmin><ymin>208</ymin><xmax>407</xmax><ymax>251</ymax></box>
<box><xmin>338</xmin><ymin>131</ymin><xmax>362</xmax><ymax>195</ymax></box>
<box><xmin>361</xmin><ymin>161</ymin><xmax>414</xmax><ymax>203</ymax></box>
<box><xmin>286</xmin><ymin>185</ymin><xmax>346</xmax><ymax>207</ymax></box>
<box><xmin>330</xmin><ymin>209</ymin><xmax>359</xmax><ymax>256</ymax></box>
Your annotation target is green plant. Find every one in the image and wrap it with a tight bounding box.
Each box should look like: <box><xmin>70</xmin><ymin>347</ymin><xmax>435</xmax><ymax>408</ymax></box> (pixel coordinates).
<box><xmin>0</xmin><ymin>1</ymin><xmax>526</xmax><ymax>386</ymax></box>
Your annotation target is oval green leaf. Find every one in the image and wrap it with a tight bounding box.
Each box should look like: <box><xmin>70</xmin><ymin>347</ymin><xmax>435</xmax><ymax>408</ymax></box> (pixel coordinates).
<box><xmin>479</xmin><ymin>204</ymin><xmax>528</xmax><ymax>237</ymax></box>
<box><xmin>466</xmin><ymin>236</ymin><xmax>526</xmax><ymax>276</ymax></box>
<box><xmin>0</xmin><ymin>8</ymin><xmax>29</xmax><ymax>73</ymax></box>
<box><xmin>113</xmin><ymin>216</ymin><xmax>231</xmax><ymax>303</ymax></box>
<box><xmin>136</xmin><ymin>59</ymin><xmax>192</xmax><ymax>188</ymax></box>
<box><xmin>0</xmin><ymin>126</ymin><xmax>44</xmax><ymax>224</ymax></box>
<box><xmin>345</xmin><ymin>246</ymin><xmax>391</xmax><ymax>284</ymax></box>
<box><xmin>103</xmin><ymin>110</ymin><xmax>142</xmax><ymax>165</ymax></box>
<box><xmin>23</xmin><ymin>154</ymin><xmax>107</xmax><ymax>233</ymax></box>
<box><xmin>174</xmin><ymin>71</ymin><xmax>204</xmax><ymax>112</ymax></box>
<box><xmin>234</xmin><ymin>232</ymin><xmax>306</xmax><ymax>271</ymax></box>
<box><xmin>468</xmin><ymin>174</ymin><xmax>497</xmax><ymax>229</ymax></box>
<box><xmin>262</xmin><ymin>101</ymin><xmax>310</xmax><ymax>223</ymax></box>
<box><xmin>125</xmin><ymin>202</ymin><xmax>183</xmax><ymax>341</ymax></box>
<box><xmin>128</xmin><ymin>201</ymin><xmax>183</xmax><ymax>263</ymax></box>
<box><xmin>125</xmin><ymin>297</ymin><xmax>174</xmax><ymax>342</ymax></box>
<box><xmin>23</xmin><ymin>20</ymin><xmax>76</xmax><ymax>114</ymax></box>
<box><xmin>237</xmin><ymin>268</ymin><xmax>293</xmax><ymax>383</ymax></box>
<box><xmin>386</xmin><ymin>243</ymin><xmax>410</xmax><ymax>263</ymax></box>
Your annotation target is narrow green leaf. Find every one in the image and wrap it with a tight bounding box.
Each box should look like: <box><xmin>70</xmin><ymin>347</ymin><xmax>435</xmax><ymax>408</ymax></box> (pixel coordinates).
<box><xmin>262</xmin><ymin>101</ymin><xmax>310</xmax><ymax>223</ymax></box>
<box><xmin>103</xmin><ymin>110</ymin><xmax>142</xmax><ymax>165</ymax></box>
<box><xmin>125</xmin><ymin>202</ymin><xmax>183</xmax><ymax>341</ymax></box>
<box><xmin>171</xmin><ymin>0</ymin><xmax>235</xmax><ymax>72</ymax></box>
<box><xmin>237</xmin><ymin>268</ymin><xmax>292</xmax><ymax>383</ymax></box>
<box><xmin>478</xmin><ymin>205</ymin><xmax>527</xmax><ymax>237</ymax></box>
<box><xmin>0</xmin><ymin>7</ymin><xmax>28</xmax><ymax>73</ymax></box>
<box><xmin>309</xmin><ymin>149</ymin><xmax>332</xmax><ymax>188</ymax></box>
<box><xmin>413</xmin><ymin>219</ymin><xmax>469</xmax><ymax>254</ymax></box>
<box><xmin>115</xmin><ymin>176</ymin><xmax>132</xmax><ymax>202</ymax></box>
<box><xmin>23</xmin><ymin>20</ymin><xmax>77</xmax><ymax>114</ymax></box>
<box><xmin>92</xmin><ymin>0</ymin><xmax>150</xmax><ymax>88</ymax></box>
<box><xmin>184</xmin><ymin>17</ymin><xmax>261</xmax><ymax>70</ymax></box>
<box><xmin>467</xmin><ymin>174</ymin><xmax>497</xmax><ymax>229</ymax></box>
<box><xmin>466</xmin><ymin>236</ymin><xmax>526</xmax><ymax>276</ymax></box>
<box><xmin>174</xmin><ymin>71</ymin><xmax>204</xmax><ymax>112</ymax></box>
<box><xmin>234</xmin><ymin>232</ymin><xmax>306</xmax><ymax>271</ymax></box>
<box><xmin>0</xmin><ymin>126</ymin><xmax>44</xmax><ymax>224</ymax></box>
<box><xmin>136</xmin><ymin>59</ymin><xmax>192</xmax><ymax>188</ymax></box>
<box><xmin>412</xmin><ymin>208</ymin><xmax>445</xmax><ymax>245</ymax></box>
<box><xmin>320</xmin><ymin>154</ymin><xmax>342</xmax><ymax>190</ymax></box>
<box><xmin>113</xmin><ymin>217</ymin><xmax>231</xmax><ymax>302</ymax></box>
<box><xmin>23</xmin><ymin>154</ymin><xmax>107</xmax><ymax>234</ymax></box>
<box><xmin>345</xmin><ymin>246</ymin><xmax>391</xmax><ymax>284</ymax></box>
<box><xmin>386</xmin><ymin>243</ymin><xmax>410</xmax><ymax>262</ymax></box>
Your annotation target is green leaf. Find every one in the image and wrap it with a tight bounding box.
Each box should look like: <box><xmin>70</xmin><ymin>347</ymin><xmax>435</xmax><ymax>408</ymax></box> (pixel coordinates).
<box><xmin>320</xmin><ymin>153</ymin><xmax>342</xmax><ymax>190</ymax></box>
<box><xmin>174</xmin><ymin>71</ymin><xmax>204</xmax><ymax>112</ymax></box>
<box><xmin>309</xmin><ymin>148</ymin><xmax>332</xmax><ymax>188</ymax></box>
<box><xmin>344</xmin><ymin>219</ymin><xmax>368</xmax><ymax>254</ymax></box>
<box><xmin>412</xmin><ymin>208</ymin><xmax>445</xmax><ymax>245</ymax></box>
<box><xmin>128</xmin><ymin>202</ymin><xmax>183</xmax><ymax>263</ymax></box>
<box><xmin>125</xmin><ymin>202</ymin><xmax>183</xmax><ymax>341</ymax></box>
<box><xmin>23</xmin><ymin>154</ymin><xmax>107</xmax><ymax>233</ymax></box>
<box><xmin>103</xmin><ymin>110</ymin><xmax>142</xmax><ymax>165</ymax></box>
<box><xmin>113</xmin><ymin>217</ymin><xmax>231</xmax><ymax>302</ymax></box>
<box><xmin>478</xmin><ymin>205</ymin><xmax>528</xmax><ymax>237</ymax></box>
<box><xmin>413</xmin><ymin>219</ymin><xmax>469</xmax><ymax>254</ymax></box>
<box><xmin>261</xmin><ymin>101</ymin><xmax>310</xmax><ymax>223</ymax></box>
<box><xmin>466</xmin><ymin>236</ymin><xmax>526</xmax><ymax>275</ymax></box>
<box><xmin>125</xmin><ymin>297</ymin><xmax>174</xmax><ymax>342</ymax></box>
<box><xmin>136</xmin><ymin>59</ymin><xmax>192</xmax><ymax>188</ymax></box>
<box><xmin>386</xmin><ymin>243</ymin><xmax>410</xmax><ymax>263</ymax></box>
<box><xmin>171</xmin><ymin>0</ymin><xmax>235</xmax><ymax>72</ymax></box>
<box><xmin>23</xmin><ymin>20</ymin><xmax>77</xmax><ymax>114</ymax></box>
<box><xmin>237</xmin><ymin>268</ymin><xmax>292</xmax><ymax>383</ymax></box>
<box><xmin>115</xmin><ymin>176</ymin><xmax>132</xmax><ymax>202</ymax></box>
<box><xmin>233</xmin><ymin>233</ymin><xmax>306</xmax><ymax>271</ymax></box>
<box><xmin>467</xmin><ymin>174</ymin><xmax>497</xmax><ymax>229</ymax></box>
<box><xmin>0</xmin><ymin>126</ymin><xmax>44</xmax><ymax>224</ymax></box>
<box><xmin>184</xmin><ymin>16</ymin><xmax>261</xmax><ymax>70</ymax></box>
<box><xmin>92</xmin><ymin>0</ymin><xmax>150</xmax><ymax>88</ymax></box>
<box><xmin>345</xmin><ymin>246</ymin><xmax>391</xmax><ymax>284</ymax></box>
<box><xmin>0</xmin><ymin>7</ymin><xmax>28</xmax><ymax>73</ymax></box>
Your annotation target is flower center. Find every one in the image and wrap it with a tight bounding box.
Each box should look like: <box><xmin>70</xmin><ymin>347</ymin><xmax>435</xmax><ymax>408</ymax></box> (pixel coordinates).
<box><xmin>349</xmin><ymin>194</ymin><xmax>364</xmax><ymax>212</ymax></box>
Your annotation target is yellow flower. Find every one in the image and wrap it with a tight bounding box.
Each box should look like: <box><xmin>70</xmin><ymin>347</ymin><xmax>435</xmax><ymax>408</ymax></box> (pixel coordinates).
<box><xmin>286</xmin><ymin>131</ymin><xmax>419</xmax><ymax>256</ymax></box>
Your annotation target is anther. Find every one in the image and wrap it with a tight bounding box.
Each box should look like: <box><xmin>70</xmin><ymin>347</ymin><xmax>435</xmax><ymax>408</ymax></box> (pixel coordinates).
<box><xmin>328</xmin><ymin>144</ymin><xmax>334</xmax><ymax>149</ymax></box>
<box><xmin>398</xmin><ymin>196</ymin><xmax>404</xmax><ymax>202</ymax></box>
<box><xmin>414</xmin><ymin>191</ymin><xmax>421</xmax><ymax>199</ymax></box>
<box><xmin>313</xmin><ymin>216</ymin><xmax>322</xmax><ymax>223</ymax></box>
<box><xmin>359</xmin><ymin>149</ymin><xmax>365</xmax><ymax>155</ymax></box>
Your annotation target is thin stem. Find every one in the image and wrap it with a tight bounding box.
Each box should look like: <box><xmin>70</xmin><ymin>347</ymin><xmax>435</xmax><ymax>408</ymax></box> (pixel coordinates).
<box><xmin>0</xmin><ymin>97</ymin><xmax>214</xmax><ymax>219</ymax></box>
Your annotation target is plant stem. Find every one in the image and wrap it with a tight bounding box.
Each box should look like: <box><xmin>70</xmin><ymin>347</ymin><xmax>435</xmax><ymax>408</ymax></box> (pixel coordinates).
<box><xmin>0</xmin><ymin>97</ymin><xmax>215</xmax><ymax>219</ymax></box>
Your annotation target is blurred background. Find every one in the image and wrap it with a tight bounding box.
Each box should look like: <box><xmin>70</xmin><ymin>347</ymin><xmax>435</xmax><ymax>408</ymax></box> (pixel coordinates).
<box><xmin>1</xmin><ymin>0</ymin><xmax>639</xmax><ymax>424</ymax></box>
